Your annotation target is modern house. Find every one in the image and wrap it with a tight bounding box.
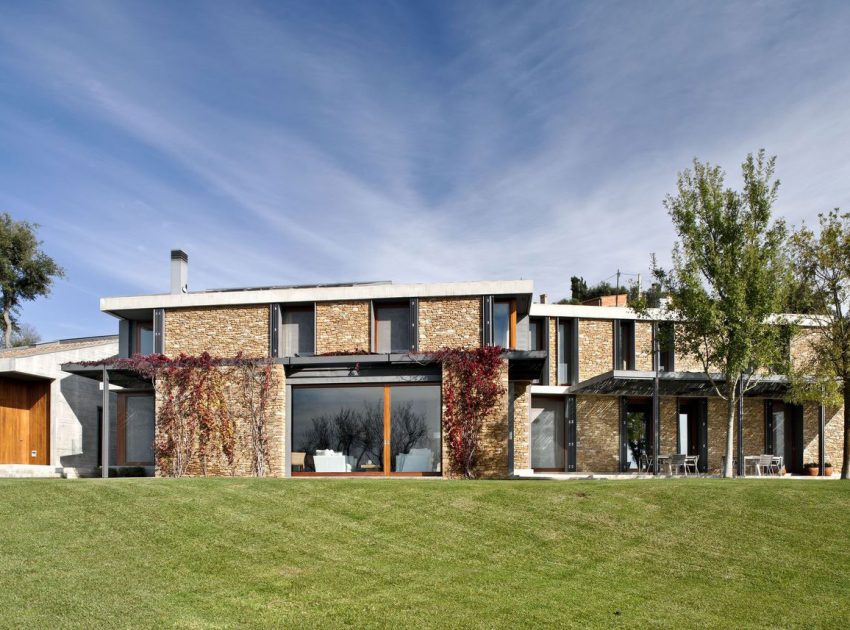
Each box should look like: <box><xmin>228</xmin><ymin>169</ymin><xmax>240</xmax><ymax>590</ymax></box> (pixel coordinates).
<box><xmin>62</xmin><ymin>250</ymin><xmax>844</xmax><ymax>478</ymax></box>
<box><xmin>0</xmin><ymin>336</ymin><xmax>118</xmax><ymax>477</ymax></box>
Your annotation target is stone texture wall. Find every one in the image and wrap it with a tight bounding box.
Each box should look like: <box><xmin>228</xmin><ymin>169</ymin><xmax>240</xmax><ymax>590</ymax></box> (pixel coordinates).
<box><xmin>315</xmin><ymin>301</ymin><xmax>371</xmax><ymax>353</ymax></box>
<box><xmin>418</xmin><ymin>297</ymin><xmax>481</xmax><ymax>351</ymax></box>
<box><xmin>635</xmin><ymin>321</ymin><xmax>654</xmax><ymax>371</ymax></box>
<box><xmin>659</xmin><ymin>397</ymin><xmax>678</xmax><ymax>454</ymax></box>
<box><xmin>823</xmin><ymin>405</ymin><xmax>845</xmax><ymax>473</ymax></box>
<box><xmin>575</xmin><ymin>395</ymin><xmax>619</xmax><ymax>472</ymax></box>
<box><xmin>578</xmin><ymin>320</ymin><xmax>613</xmax><ymax>382</ymax></box>
<box><xmin>512</xmin><ymin>382</ymin><xmax>530</xmax><ymax>472</ymax></box>
<box><xmin>156</xmin><ymin>364</ymin><xmax>286</xmax><ymax>477</ymax></box>
<box><xmin>165</xmin><ymin>305</ymin><xmax>269</xmax><ymax>357</ymax></box>
<box><xmin>549</xmin><ymin>318</ymin><xmax>558</xmax><ymax>384</ymax></box>
<box><xmin>441</xmin><ymin>361</ymin><xmax>509</xmax><ymax>479</ymax></box>
<box><xmin>790</xmin><ymin>327</ymin><xmax>820</xmax><ymax>372</ymax></box>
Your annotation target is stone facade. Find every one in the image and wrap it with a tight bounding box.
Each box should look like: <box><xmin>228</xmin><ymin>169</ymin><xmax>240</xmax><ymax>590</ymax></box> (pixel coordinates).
<box><xmin>156</xmin><ymin>364</ymin><xmax>286</xmax><ymax>477</ymax></box>
<box><xmin>823</xmin><ymin>405</ymin><xmax>845</xmax><ymax>473</ymax></box>
<box><xmin>549</xmin><ymin>318</ymin><xmax>558</xmax><ymax>384</ymax></box>
<box><xmin>659</xmin><ymin>397</ymin><xmax>678</xmax><ymax>455</ymax></box>
<box><xmin>578</xmin><ymin>320</ymin><xmax>613</xmax><ymax>381</ymax></box>
<box><xmin>790</xmin><ymin>327</ymin><xmax>820</xmax><ymax>372</ymax></box>
<box><xmin>635</xmin><ymin>321</ymin><xmax>654</xmax><ymax>371</ymax></box>
<box><xmin>165</xmin><ymin>305</ymin><xmax>269</xmax><ymax>357</ymax></box>
<box><xmin>441</xmin><ymin>361</ymin><xmax>509</xmax><ymax>479</ymax></box>
<box><xmin>418</xmin><ymin>297</ymin><xmax>481</xmax><ymax>351</ymax></box>
<box><xmin>575</xmin><ymin>395</ymin><xmax>619</xmax><ymax>472</ymax></box>
<box><xmin>315</xmin><ymin>301</ymin><xmax>371</xmax><ymax>353</ymax></box>
<box><xmin>512</xmin><ymin>382</ymin><xmax>531</xmax><ymax>471</ymax></box>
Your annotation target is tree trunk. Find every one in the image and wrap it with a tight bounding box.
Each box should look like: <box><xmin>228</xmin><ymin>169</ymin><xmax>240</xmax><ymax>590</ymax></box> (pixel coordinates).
<box><xmin>842</xmin><ymin>379</ymin><xmax>850</xmax><ymax>480</ymax></box>
<box><xmin>722</xmin><ymin>391</ymin><xmax>735</xmax><ymax>478</ymax></box>
<box><xmin>2</xmin><ymin>308</ymin><xmax>10</xmax><ymax>349</ymax></box>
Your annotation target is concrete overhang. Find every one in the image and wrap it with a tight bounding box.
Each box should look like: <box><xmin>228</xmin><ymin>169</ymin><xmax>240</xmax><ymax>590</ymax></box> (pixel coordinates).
<box><xmin>101</xmin><ymin>279</ymin><xmax>534</xmax><ymax>318</ymax></box>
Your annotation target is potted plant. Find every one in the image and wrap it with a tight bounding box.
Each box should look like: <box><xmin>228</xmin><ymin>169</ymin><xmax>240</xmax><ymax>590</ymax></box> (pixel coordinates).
<box><xmin>804</xmin><ymin>462</ymin><xmax>819</xmax><ymax>476</ymax></box>
<box><xmin>824</xmin><ymin>462</ymin><xmax>834</xmax><ymax>476</ymax></box>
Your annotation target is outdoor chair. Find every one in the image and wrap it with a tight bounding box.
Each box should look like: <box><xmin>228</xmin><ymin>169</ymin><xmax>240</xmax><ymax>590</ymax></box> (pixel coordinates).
<box><xmin>291</xmin><ymin>451</ymin><xmax>306</xmax><ymax>472</ymax></box>
<box><xmin>638</xmin><ymin>452</ymin><xmax>653</xmax><ymax>473</ymax></box>
<box><xmin>757</xmin><ymin>454</ymin><xmax>776</xmax><ymax>476</ymax></box>
<box><xmin>685</xmin><ymin>455</ymin><xmax>699</xmax><ymax>476</ymax></box>
<box><xmin>670</xmin><ymin>454</ymin><xmax>688</xmax><ymax>476</ymax></box>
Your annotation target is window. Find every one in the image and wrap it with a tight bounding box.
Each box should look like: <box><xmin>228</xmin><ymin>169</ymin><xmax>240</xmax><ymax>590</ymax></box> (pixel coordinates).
<box><xmin>658</xmin><ymin>322</ymin><xmax>674</xmax><ymax>372</ymax></box>
<box><xmin>557</xmin><ymin>319</ymin><xmax>575</xmax><ymax>385</ymax></box>
<box><xmin>531</xmin><ymin>397</ymin><xmax>565</xmax><ymax>470</ymax></box>
<box><xmin>134</xmin><ymin>321</ymin><xmax>154</xmax><ymax>355</ymax></box>
<box><xmin>290</xmin><ymin>384</ymin><xmax>441</xmax><ymax>475</ymax></box>
<box><xmin>529</xmin><ymin>317</ymin><xmax>544</xmax><ymax>351</ymax></box>
<box><xmin>282</xmin><ymin>305</ymin><xmax>315</xmax><ymax>356</ymax></box>
<box><xmin>374</xmin><ymin>302</ymin><xmax>410</xmax><ymax>353</ymax></box>
<box><xmin>117</xmin><ymin>394</ymin><xmax>155</xmax><ymax>465</ymax></box>
<box><xmin>615</xmin><ymin>320</ymin><xmax>635</xmax><ymax>370</ymax></box>
<box><xmin>493</xmin><ymin>299</ymin><xmax>516</xmax><ymax>349</ymax></box>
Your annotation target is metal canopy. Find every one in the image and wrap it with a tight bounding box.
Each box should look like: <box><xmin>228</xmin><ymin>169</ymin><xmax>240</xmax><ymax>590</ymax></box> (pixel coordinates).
<box><xmin>61</xmin><ymin>363</ymin><xmax>154</xmax><ymax>389</ymax></box>
<box><xmin>570</xmin><ymin>370</ymin><xmax>791</xmax><ymax>398</ymax></box>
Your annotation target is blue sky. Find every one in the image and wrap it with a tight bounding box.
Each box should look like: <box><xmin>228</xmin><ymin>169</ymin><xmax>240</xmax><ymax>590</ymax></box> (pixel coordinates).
<box><xmin>1</xmin><ymin>0</ymin><xmax>849</xmax><ymax>341</ymax></box>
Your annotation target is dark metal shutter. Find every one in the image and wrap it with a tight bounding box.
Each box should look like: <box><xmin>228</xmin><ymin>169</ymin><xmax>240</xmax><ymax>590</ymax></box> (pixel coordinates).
<box><xmin>153</xmin><ymin>308</ymin><xmax>165</xmax><ymax>354</ymax></box>
<box><xmin>269</xmin><ymin>304</ymin><xmax>280</xmax><ymax>358</ymax></box>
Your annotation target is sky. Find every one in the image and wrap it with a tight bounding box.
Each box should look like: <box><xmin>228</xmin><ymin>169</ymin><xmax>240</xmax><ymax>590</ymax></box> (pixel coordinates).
<box><xmin>1</xmin><ymin>0</ymin><xmax>850</xmax><ymax>341</ymax></box>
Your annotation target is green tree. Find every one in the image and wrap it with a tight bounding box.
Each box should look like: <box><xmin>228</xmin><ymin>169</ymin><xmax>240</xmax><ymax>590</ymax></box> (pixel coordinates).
<box><xmin>787</xmin><ymin>210</ymin><xmax>850</xmax><ymax>478</ymax></box>
<box><xmin>10</xmin><ymin>323</ymin><xmax>41</xmax><ymax>347</ymax></box>
<box><xmin>0</xmin><ymin>214</ymin><xmax>64</xmax><ymax>348</ymax></box>
<box><xmin>635</xmin><ymin>151</ymin><xmax>789</xmax><ymax>477</ymax></box>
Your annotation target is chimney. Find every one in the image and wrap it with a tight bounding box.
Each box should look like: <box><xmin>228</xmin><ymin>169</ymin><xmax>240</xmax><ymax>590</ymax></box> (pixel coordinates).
<box><xmin>170</xmin><ymin>250</ymin><xmax>188</xmax><ymax>294</ymax></box>
<box><xmin>539</xmin><ymin>293</ymin><xmax>548</xmax><ymax>304</ymax></box>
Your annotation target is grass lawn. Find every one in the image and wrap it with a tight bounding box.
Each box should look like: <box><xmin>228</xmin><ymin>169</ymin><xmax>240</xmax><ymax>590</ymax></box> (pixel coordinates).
<box><xmin>1</xmin><ymin>479</ymin><xmax>849</xmax><ymax>628</ymax></box>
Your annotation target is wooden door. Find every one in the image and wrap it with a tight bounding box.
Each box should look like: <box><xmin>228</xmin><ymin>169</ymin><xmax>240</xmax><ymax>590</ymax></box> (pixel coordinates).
<box><xmin>0</xmin><ymin>377</ymin><xmax>49</xmax><ymax>465</ymax></box>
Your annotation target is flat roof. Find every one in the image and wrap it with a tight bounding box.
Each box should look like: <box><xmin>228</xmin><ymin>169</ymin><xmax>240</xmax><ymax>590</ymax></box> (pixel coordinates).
<box><xmin>101</xmin><ymin>279</ymin><xmax>534</xmax><ymax>317</ymax></box>
<box><xmin>529</xmin><ymin>303</ymin><xmax>821</xmax><ymax>325</ymax></box>
<box><xmin>0</xmin><ymin>335</ymin><xmax>118</xmax><ymax>359</ymax></box>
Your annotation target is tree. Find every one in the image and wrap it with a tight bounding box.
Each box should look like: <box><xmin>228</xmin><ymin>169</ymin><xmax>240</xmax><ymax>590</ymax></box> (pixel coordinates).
<box><xmin>635</xmin><ymin>150</ymin><xmax>789</xmax><ymax>477</ymax></box>
<box><xmin>0</xmin><ymin>214</ymin><xmax>64</xmax><ymax>348</ymax></box>
<box><xmin>10</xmin><ymin>323</ymin><xmax>40</xmax><ymax>347</ymax></box>
<box><xmin>787</xmin><ymin>210</ymin><xmax>850</xmax><ymax>478</ymax></box>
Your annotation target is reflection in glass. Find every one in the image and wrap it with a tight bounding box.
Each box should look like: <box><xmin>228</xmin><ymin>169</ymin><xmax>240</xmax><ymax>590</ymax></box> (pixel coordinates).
<box><xmin>282</xmin><ymin>307</ymin><xmax>315</xmax><ymax>356</ymax></box>
<box><xmin>126</xmin><ymin>395</ymin><xmax>155</xmax><ymax>463</ymax></box>
<box><xmin>390</xmin><ymin>386</ymin><xmax>441</xmax><ymax>472</ymax></box>
<box><xmin>375</xmin><ymin>304</ymin><xmax>410</xmax><ymax>353</ymax></box>
<box><xmin>493</xmin><ymin>301</ymin><xmax>510</xmax><ymax>348</ymax></box>
<box><xmin>531</xmin><ymin>397</ymin><xmax>565</xmax><ymax>469</ymax></box>
<box><xmin>625</xmin><ymin>409</ymin><xmax>649</xmax><ymax>470</ymax></box>
<box><xmin>292</xmin><ymin>387</ymin><xmax>384</xmax><ymax>472</ymax></box>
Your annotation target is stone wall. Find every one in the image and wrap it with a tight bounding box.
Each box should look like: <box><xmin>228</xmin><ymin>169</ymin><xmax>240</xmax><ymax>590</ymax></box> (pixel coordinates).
<box><xmin>549</xmin><ymin>318</ymin><xmax>558</xmax><ymax>384</ymax></box>
<box><xmin>441</xmin><ymin>361</ymin><xmax>509</xmax><ymax>479</ymax></box>
<box><xmin>575</xmin><ymin>395</ymin><xmax>619</xmax><ymax>472</ymax></box>
<box><xmin>578</xmin><ymin>320</ymin><xmax>613</xmax><ymax>381</ymax></box>
<box><xmin>635</xmin><ymin>321</ymin><xmax>654</xmax><ymax>371</ymax></box>
<box><xmin>823</xmin><ymin>405</ymin><xmax>845</xmax><ymax>473</ymax></box>
<box><xmin>790</xmin><ymin>327</ymin><xmax>820</xmax><ymax>372</ymax></box>
<box><xmin>165</xmin><ymin>305</ymin><xmax>269</xmax><ymax>357</ymax></box>
<box><xmin>418</xmin><ymin>297</ymin><xmax>481</xmax><ymax>351</ymax></box>
<box><xmin>315</xmin><ymin>301</ymin><xmax>371</xmax><ymax>353</ymax></box>
<box><xmin>659</xmin><ymin>397</ymin><xmax>678</xmax><ymax>454</ymax></box>
<box><xmin>512</xmin><ymin>382</ymin><xmax>531</xmax><ymax>472</ymax></box>
<box><xmin>156</xmin><ymin>364</ymin><xmax>286</xmax><ymax>477</ymax></box>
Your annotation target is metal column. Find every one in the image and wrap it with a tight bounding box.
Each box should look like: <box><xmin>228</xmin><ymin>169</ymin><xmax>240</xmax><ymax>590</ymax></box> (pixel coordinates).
<box><xmin>736</xmin><ymin>377</ymin><xmax>744</xmax><ymax>477</ymax></box>
<box><xmin>652</xmin><ymin>322</ymin><xmax>660</xmax><ymax>475</ymax></box>
<box><xmin>818</xmin><ymin>404</ymin><xmax>826</xmax><ymax>476</ymax></box>
<box><xmin>101</xmin><ymin>365</ymin><xmax>109</xmax><ymax>479</ymax></box>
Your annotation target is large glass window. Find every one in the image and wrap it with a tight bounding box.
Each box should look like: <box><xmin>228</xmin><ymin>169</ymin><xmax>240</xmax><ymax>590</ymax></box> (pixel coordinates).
<box><xmin>557</xmin><ymin>319</ymin><xmax>574</xmax><ymax>385</ymax></box>
<box><xmin>623</xmin><ymin>398</ymin><xmax>652</xmax><ymax>471</ymax></box>
<box><xmin>390</xmin><ymin>386</ymin><xmax>441</xmax><ymax>473</ymax></box>
<box><xmin>531</xmin><ymin>397</ymin><xmax>565</xmax><ymax>470</ymax></box>
<box><xmin>134</xmin><ymin>321</ymin><xmax>154</xmax><ymax>355</ymax></box>
<box><xmin>123</xmin><ymin>395</ymin><xmax>155</xmax><ymax>464</ymax></box>
<box><xmin>291</xmin><ymin>385</ymin><xmax>441</xmax><ymax>474</ymax></box>
<box><xmin>374</xmin><ymin>303</ymin><xmax>410</xmax><ymax>353</ymax></box>
<box><xmin>492</xmin><ymin>299</ymin><xmax>515</xmax><ymax>349</ymax></box>
<box><xmin>615</xmin><ymin>320</ymin><xmax>635</xmax><ymax>370</ymax></box>
<box><xmin>282</xmin><ymin>306</ymin><xmax>315</xmax><ymax>356</ymax></box>
<box><xmin>528</xmin><ymin>318</ymin><xmax>544</xmax><ymax>351</ymax></box>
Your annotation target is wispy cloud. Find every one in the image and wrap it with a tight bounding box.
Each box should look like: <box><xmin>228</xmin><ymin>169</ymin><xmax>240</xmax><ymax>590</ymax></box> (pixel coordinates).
<box><xmin>0</xmin><ymin>0</ymin><xmax>848</xmax><ymax>339</ymax></box>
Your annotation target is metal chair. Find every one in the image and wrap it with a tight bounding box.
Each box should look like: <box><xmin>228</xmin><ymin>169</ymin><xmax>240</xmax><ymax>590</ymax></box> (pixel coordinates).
<box><xmin>670</xmin><ymin>454</ymin><xmax>688</xmax><ymax>476</ymax></box>
<box><xmin>757</xmin><ymin>454</ymin><xmax>775</xmax><ymax>477</ymax></box>
<box><xmin>685</xmin><ymin>455</ymin><xmax>699</xmax><ymax>476</ymax></box>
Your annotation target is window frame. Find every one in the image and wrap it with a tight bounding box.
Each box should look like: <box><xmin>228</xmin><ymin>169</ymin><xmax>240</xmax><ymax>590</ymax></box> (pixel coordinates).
<box><xmin>280</xmin><ymin>303</ymin><xmax>316</xmax><ymax>357</ymax></box>
<box><xmin>133</xmin><ymin>321</ymin><xmax>154</xmax><ymax>356</ymax></box>
<box><xmin>492</xmin><ymin>298</ymin><xmax>517</xmax><ymax>349</ymax></box>
<box><xmin>116</xmin><ymin>391</ymin><xmax>155</xmax><ymax>466</ymax></box>
<box><xmin>372</xmin><ymin>300</ymin><xmax>412</xmax><ymax>353</ymax></box>
<box><xmin>290</xmin><ymin>382</ymin><xmax>441</xmax><ymax>477</ymax></box>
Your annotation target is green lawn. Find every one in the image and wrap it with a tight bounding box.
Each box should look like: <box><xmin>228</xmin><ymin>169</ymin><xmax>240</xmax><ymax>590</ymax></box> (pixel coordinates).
<box><xmin>1</xmin><ymin>479</ymin><xmax>849</xmax><ymax>628</ymax></box>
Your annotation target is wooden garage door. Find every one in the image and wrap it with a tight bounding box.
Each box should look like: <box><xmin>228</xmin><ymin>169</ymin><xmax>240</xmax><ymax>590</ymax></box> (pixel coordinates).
<box><xmin>0</xmin><ymin>378</ymin><xmax>50</xmax><ymax>465</ymax></box>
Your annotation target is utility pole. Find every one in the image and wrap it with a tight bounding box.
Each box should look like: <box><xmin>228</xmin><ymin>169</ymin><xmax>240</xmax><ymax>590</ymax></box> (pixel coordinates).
<box><xmin>615</xmin><ymin>269</ymin><xmax>621</xmax><ymax>306</ymax></box>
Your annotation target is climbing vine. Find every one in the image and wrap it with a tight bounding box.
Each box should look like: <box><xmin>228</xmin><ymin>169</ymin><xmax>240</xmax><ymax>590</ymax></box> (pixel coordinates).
<box><xmin>433</xmin><ymin>346</ymin><xmax>505</xmax><ymax>479</ymax></box>
<box><xmin>84</xmin><ymin>353</ymin><xmax>276</xmax><ymax>477</ymax></box>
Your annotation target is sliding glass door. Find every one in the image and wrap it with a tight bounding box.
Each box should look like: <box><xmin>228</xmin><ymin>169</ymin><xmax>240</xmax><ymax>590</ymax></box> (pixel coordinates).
<box><xmin>531</xmin><ymin>397</ymin><xmax>565</xmax><ymax>471</ymax></box>
<box><xmin>291</xmin><ymin>384</ymin><xmax>441</xmax><ymax>475</ymax></box>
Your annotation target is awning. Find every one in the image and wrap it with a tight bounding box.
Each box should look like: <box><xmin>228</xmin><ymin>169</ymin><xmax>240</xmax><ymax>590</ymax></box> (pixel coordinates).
<box><xmin>569</xmin><ymin>370</ymin><xmax>791</xmax><ymax>398</ymax></box>
<box><xmin>61</xmin><ymin>363</ymin><xmax>154</xmax><ymax>389</ymax></box>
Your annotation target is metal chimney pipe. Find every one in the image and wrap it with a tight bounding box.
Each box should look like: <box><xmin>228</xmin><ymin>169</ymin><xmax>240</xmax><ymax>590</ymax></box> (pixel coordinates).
<box><xmin>170</xmin><ymin>250</ymin><xmax>188</xmax><ymax>294</ymax></box>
